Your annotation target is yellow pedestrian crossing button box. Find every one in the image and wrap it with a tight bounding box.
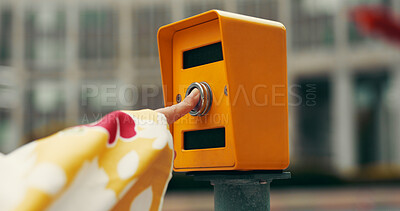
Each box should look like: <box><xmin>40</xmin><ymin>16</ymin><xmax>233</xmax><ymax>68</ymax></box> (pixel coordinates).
<box><xmin>158</xmin><ymin>10</ymin><xmax>289</xmax><ymax>172</ymax></box>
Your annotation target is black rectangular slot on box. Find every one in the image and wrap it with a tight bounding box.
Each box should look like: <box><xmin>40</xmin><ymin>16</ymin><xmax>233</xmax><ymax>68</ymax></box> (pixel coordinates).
<box><xmin>183</xmin><ymin>42</ymin><xmax>223</xmax><ymax>69</ymax></box>
<box><xmin>184</xmin><ymin>127</ymin><xmax>225</xmax><ymax>150</ymax></box>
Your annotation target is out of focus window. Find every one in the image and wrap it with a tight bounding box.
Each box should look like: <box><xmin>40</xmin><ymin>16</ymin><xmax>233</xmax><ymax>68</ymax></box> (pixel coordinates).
<box><xmin>0</xmin><ymin>67</ymin><xmax>14</xmax><ymax>152</ymax></box>
<box><xmin>133</xmin><ymin>5</ymin><xmax>170</xmax><ymax>61</ymax></box>
<box><xmin>0</xmin><ymin>108</ymin><xmax>11</xmax><ymax>152</ymax></box>
<box><xmin>25</xmin><ymin>6</ymin><xmax>66</xmax><ymax>71</ymax></box>
<box><xmin>237</xmin><ymin>0</ymin><xmax>279</xmax><ymax>21</ymax></box>
<box><xmin>354</xmin><ymin>70</ymin><xmax>392</xmax><ymax>166</ymax></box>
<box><xmin>0</xmin><ymin>7</ymin><xmax>12</xmax><ymax>66</ymax></box>
<box><xmin>291</xmin><ymin>0</ymin><xmax>335</xmax><ymax>51</ymax></box>
<box><xmin>348</xmin><ymin>21</ymin><xmax>368</xmax><ymax>45</ymax></box>
<box><xmin>79</xmin><ymin>8</ymin><xmax>118</xmax><ymax>70</ymax></box>
<box><xmin>137</xmin><ymin>85</ymin><xmax>163</xmax><ymax>110</ymax></box>
<box><xmin>295</xmin><ymin>76</ymin><xmax>332</xmax><ymax>169</ymax></box>
<box><xmin>184</xmin><ymin>1</ymin><xmax>224</xmax><ymax>18</ymax></box>
<box><xmin>80</xmin><ymin>80</ymin><xmax>118</xmax><ymax>124</ymax></box>
<box><xmin>25</xmin><ymin>80</ymin><xmax>66</xmax><ymax>141</ymax></box>
<box><xmin>0</xmin><ymin>67</ymin><xmax>15</xmax><ymax>109</ymax></box>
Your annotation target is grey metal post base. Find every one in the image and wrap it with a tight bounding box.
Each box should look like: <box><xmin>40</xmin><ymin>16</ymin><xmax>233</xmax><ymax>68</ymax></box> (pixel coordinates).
<box><xmin>190</xmin><ymin>171</ymin><xmax>290</xmax><ymax>211</ymax></box>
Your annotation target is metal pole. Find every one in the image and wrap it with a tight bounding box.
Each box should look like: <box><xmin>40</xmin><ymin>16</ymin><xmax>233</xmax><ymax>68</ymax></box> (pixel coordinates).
<box><xmin>213</xmin><ymin>179</ymin><xmax>271</xmax><ymax>211</ymax></box>
<box><xmin>192</xmin><ymin>171</ymin><xmax>290</xmax><ymax>211</ymax></box>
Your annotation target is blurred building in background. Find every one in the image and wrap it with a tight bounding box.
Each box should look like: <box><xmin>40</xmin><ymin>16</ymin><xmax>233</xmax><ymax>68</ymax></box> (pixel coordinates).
<box><xmin>0</xmin><ymin>0</ymin><xmax>400</xmax><ymax>181</ymax></box>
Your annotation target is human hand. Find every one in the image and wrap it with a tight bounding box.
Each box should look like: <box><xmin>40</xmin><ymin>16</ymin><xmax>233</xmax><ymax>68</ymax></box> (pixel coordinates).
<box><xmin>156</xmin><ymin>89</ymin><xmax>200</xmax><ymax>124</ymax></box>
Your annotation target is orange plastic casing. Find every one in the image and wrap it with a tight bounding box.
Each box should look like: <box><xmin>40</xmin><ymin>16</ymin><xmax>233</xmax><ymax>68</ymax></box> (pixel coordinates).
<box><xmin>157</xmin><ymin>10</ymin><xmax>289</xmax><ymax>172</ymax></box>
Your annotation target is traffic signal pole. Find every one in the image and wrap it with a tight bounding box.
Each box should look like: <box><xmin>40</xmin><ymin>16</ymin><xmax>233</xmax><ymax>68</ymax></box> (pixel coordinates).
<box><xmin>191</xmin><ymin>171</ymin><xmax>290</xmax><ymax>211</ymax></box>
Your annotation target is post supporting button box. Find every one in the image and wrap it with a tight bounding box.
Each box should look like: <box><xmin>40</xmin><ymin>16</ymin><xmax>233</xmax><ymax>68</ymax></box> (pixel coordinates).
<box><xmin>158</xmin><ymin>10</ymin><xmax>289</xmax><ymax>172</ymax></box>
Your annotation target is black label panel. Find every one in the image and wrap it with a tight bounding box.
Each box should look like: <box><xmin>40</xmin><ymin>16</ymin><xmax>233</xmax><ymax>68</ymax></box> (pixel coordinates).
<box><xmin>184</xmin><ymin>127</ymin><xmax>225</xmax><ymax>150</ymax></box>
<box><xmin>183</xmin><ymin>42</ymin><xmax>223</xmax><ymax>69</ymax></box>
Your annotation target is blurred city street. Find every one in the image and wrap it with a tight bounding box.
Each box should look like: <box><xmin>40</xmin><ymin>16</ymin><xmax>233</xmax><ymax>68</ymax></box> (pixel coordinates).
<box><xmin>1</xmin><ymin>0</ymin><xmax>400</xmax><ymax>210</ymax></box>
<box><xmin>164</xmin><ymin>186</ymin><xmax>400</xmax><ymax>211</ymax></box>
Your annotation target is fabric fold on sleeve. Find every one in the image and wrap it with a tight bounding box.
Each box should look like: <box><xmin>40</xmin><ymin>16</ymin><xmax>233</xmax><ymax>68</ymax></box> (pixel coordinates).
<box><xmin>0</xmin><ymin>109</ymin><xmax>173</xmax><ymax>211</ymax></box>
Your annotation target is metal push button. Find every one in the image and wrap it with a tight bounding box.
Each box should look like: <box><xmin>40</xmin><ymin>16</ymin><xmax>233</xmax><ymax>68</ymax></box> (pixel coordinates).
<box><xmin>185</xmin><ymin>82</ymin><xmax>213</xmax><ymax>116</ymax></box>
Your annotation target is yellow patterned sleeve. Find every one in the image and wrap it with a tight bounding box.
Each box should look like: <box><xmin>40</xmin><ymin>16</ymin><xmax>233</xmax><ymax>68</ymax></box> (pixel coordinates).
<box><xmin>0</xmin><ymin>109</ymin><xmax>173</xmax><ymax>211</ymax></box>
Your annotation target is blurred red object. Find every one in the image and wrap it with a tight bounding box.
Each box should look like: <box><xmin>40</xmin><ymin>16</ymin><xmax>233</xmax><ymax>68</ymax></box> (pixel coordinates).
<box><xmin>350</xmin><ymin>5</ymin><xmax>400</xmax><ymax>44</ymax></box>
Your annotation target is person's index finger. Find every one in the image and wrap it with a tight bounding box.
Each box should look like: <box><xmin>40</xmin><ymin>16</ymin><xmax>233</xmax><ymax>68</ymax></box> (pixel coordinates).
<box><xmin>156</xmin><ymin>88</ymin><xmax>200</xmax><ymax>124</ymax></box>
<box><xmin>175</xmin><ymin>89</ymin><xmax>200</xmax><ymax>118</ymax></box>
